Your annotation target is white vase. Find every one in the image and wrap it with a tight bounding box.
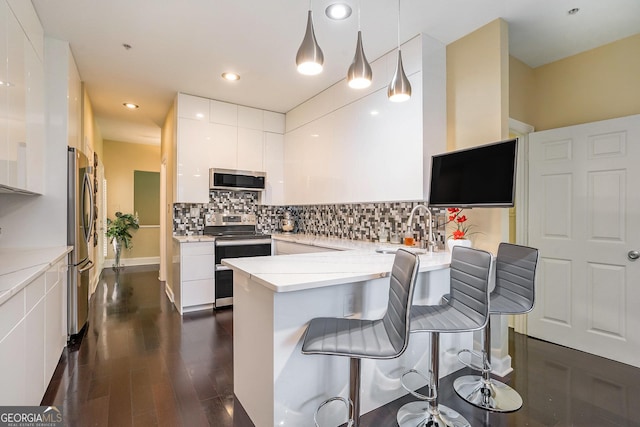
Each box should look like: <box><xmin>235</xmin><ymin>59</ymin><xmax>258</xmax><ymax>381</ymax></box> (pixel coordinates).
<box><xmin>447</xmin><ymin>238</ymin><xmax>472</xmax><ymax>252</ymax></box>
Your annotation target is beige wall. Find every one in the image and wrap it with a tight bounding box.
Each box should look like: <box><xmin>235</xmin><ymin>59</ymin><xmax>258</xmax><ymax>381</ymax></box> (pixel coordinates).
<box><xmin>508</xmin><ymin>56</ymin><xmax>536</xmax><ymax>125</ymax></box>
<box><xmin>160</xmin><ymin>99</ymin><xmax>177</xmax><ymax>291</ymax></box>
<box><xmin>81</xmin><ymin>85</ymin><xmax>104</xmax><ymax>281</ymax></box>
<box><xmin>509</xmin><ymin>33</ymin><xmax>640</xmax><ymax>131</ymax></box>
<box><xmin>446</xmin><ymin>19</ymin><xmax>510</xmax><ymax>253</ymax></box>
<box><xmin>103</xmin><ymin>139</ymin><xmax>161</xmax><ymax>261</ymax></box>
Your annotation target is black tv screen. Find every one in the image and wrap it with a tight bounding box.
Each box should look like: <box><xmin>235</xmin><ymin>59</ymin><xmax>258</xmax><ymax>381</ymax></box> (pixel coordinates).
<box><xmin>428</xmin><ymin>138</ymin><xmax>518</xmax><ymax>208</ymax></box>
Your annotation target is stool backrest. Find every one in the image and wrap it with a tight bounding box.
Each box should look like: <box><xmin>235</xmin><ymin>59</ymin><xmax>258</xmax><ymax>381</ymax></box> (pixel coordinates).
<box><xmin>448</xmin><ymin>246</ymin><xmax>492</xmax><ymax>328</ymax></box>
<box><xmin>382</xmin><ymin>249</ymin><xmax>420</xmax><ymax>355</ymax></box>
<box><xmin>494</xmin><ymin>243</ymin><xmax>539</xmax><ymax>314</ymax></box>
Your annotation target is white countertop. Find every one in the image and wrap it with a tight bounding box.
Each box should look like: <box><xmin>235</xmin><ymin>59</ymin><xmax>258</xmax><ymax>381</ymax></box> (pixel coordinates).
<box><xmin>172</xmin><ymin>235</ymin><xmax>216</xmax><ymax>243</ymax></box>
<box><xmin>0</xmin><ymin>246</ymin><xmax>72</xmax><ymax>305</ymax></box>
<box><xmin>223</xmin><ymin>246</ymin><xmax>451</xmax><ymax>293</ymax></box>
<box><xmin>272</xmin><ymin>232</ymin><xmax>392</xmax><ymax>251</ymax></box>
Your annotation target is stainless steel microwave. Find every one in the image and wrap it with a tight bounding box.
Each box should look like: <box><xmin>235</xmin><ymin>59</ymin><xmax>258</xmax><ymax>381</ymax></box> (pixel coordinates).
<box><xmin>209</xmin><ymin>168</ymin><xmax>266</xmax><ymax>191</ymax></box>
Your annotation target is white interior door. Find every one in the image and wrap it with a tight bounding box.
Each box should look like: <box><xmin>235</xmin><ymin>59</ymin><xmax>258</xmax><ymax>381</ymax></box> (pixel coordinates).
<box><xmin>528</xmin><ymin>114</ymin><xmax>640</xmax><ymax>368</ymax></box>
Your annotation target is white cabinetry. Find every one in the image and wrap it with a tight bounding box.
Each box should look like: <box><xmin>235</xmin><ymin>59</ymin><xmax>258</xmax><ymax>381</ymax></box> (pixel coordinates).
<box><xmin>174</xmin><ymin>240</ymin><xmax>215</xmax><ymax>313</ymax></box>
<box><xmin>238</xmin><ymin>106</ymin><xmax>263</xmax><ymax>130</ymax></box>
<box><xmin>210</xmin><ymin>123</ymin><xmax>238</xmax><ymax>169</ymax></box>
<box><xmin>237</xmin><ymin>128</ymin><xmax>263</xmax><ymax>172</ymax></box>
<box><xmin>264</xmin><ymin>132</ymin><xmax>284</xmax><ymax>205</ymax></box>
<box><xmin>210</xmin><ymin>100</ymin><xmax>237</xmax><ymax>126</ymax></box>
<box><xmin>175</xmin><ymin>93</ymin><xmax>285</xmax><ymax>204</ymax></box>
<box><xmin>284</xmin><ymin>76</ymin><xmax>423</xmax><ymax>205</ymax></box>
<box><xmin>178</xmin><ymin>93</ymin><xmax>209</xmax><ymax>121</ymax></box>
<box><xmin>0</xmin><ymin>0</ymin><xmax>44</xmax><ymax>194</ymax></box>
<box><xmin>0</xmin><ymin>256</ymin><xmax>67</xmax><ymax>405</ymax></box>
<box><xmin>176</xmin><ymin>118</ymin><xmax>209</xmax><ymax>203</ymax></box>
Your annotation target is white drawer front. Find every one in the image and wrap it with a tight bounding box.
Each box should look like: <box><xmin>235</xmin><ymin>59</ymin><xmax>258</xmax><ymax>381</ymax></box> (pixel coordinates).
<box><xmin>182</xmin><ymin>254</ymin><xmax>214</xmax><ymax>281</ymax></box>
<box><xmin>182</xmin><ymin>279</ymin><xmax>215</xmax><ymax>307</ymax></box>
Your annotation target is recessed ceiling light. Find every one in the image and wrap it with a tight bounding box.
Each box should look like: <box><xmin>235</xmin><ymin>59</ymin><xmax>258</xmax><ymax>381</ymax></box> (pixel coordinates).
<box><xmin>325</xmin><ymin>3</ymin><xmax>352</xmax><ymax>20</ymax></box>
<box><xmin>123</xmin><ymin>102</ymin><xmax>139</xmax><ymax>109</ymax></box>
<box><xmin>568</xmin><ymin>8</ymin><xmax>580</xmax><ymax>15</ymax></box>
<box><xmin>222</xmin><ymin>72</ymin><xmax>240</xmax><ymax>81</ymax></box>
<box><xmin>370</xmin><ymin>110</ymin><xmax>379</xmax><ymax>116</ymax></box>
<box><xmin>310</xmin><ymin>134</ymin><xmax>320</xmax><ymax>138</ymax></box>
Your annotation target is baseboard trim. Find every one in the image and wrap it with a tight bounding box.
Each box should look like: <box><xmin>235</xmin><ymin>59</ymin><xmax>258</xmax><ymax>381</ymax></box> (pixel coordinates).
<box><xmin>164</xmin><ymin>284</ymin><xmax>174</xmax><ymax>303</ymax></box>
<box><xmin>104</xmin><ymin>256</ymin><xmax>160</xmax><ymax>267</ymax></box>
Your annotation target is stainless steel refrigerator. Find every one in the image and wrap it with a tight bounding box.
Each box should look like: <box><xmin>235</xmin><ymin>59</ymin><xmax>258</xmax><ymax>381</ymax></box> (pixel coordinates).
<box><xmin>67</xmin><ymin>147</ymin><xmax>94</xmax><ymax>340</ymax></box>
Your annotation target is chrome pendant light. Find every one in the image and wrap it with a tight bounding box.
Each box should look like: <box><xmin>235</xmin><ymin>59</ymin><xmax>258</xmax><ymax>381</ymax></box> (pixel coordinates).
<box><xmin>347</xmin><ymin>1</ymin><xmax>372</xmax><ymax>89</ymax></box>
<box><xmin>296</xmin><ymin>2</ymin><xmax>324</xmax><ymax>76</ymax></box>
<box><xmin>388</xmin><ymin>0</ymin><xmax>411</xmax><ymax>102</ymax></box>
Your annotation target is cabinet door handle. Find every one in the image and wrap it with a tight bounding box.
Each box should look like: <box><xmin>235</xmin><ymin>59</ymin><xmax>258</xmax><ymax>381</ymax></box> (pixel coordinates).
<box><xmin>628</xmin><ymin>250</ymin><xmax>640</xmax><ymax>261</ymax></box>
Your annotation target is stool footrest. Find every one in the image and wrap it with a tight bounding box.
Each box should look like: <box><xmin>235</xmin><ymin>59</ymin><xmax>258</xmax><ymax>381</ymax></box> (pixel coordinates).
<box><xmin>314</xmin><ymin>396</ymin><xmax>354</xmax><ymax>427</ymax></box>
<box><xmin>457</xmin><ymin>349</ymin><xmax>491</xmax><ymax>373</ymax></box>
<box><xmin>400</xmin><ymin>369</ymin><xmax>436</xmax><ymax>402</ymax></box>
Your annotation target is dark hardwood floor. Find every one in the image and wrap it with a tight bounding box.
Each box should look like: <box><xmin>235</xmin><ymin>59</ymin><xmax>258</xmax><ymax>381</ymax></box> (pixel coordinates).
<box><xmin>42</xmin><ymin>265</ymin><xmax>640</xmax><ymax>426</ymax></box>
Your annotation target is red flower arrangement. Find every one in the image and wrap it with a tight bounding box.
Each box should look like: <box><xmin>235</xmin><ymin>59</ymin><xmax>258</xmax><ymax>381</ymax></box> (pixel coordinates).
<box><xmin>446</xmin><ymin>208</ymin><xmax>477</xmax><ymax>240</ymax></box>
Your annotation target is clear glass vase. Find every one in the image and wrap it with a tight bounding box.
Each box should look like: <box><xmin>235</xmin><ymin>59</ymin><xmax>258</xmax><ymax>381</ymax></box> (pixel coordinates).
<box><xmin>112</xmin><ymin>238</ymin><xmax>123</xmax><ymax>269</ymax></box>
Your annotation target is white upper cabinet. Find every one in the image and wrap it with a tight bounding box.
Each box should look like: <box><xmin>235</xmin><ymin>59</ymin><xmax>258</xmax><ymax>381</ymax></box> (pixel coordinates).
<box><xmin>0</xmin><ymin>2</ymin><xmax>9</xmax><ymax>187</ymax></box>
<box><xmin>175</xmin><ymin>93</ymin><xmax>284</xmax><ymax>204</ymax></box>
<box><xmin>284</xmin><ymin>75</ymin><xmax>424</xmax><ymax>205</ymax></box>
<box><xmin>0</xmin><ymin>0</ymin><xmax>44</xmax><ymax>193</ymax></box>
<box><xmin>6</xmin><ymin>5</ymin><xmax>26</xmax><ymax>189</ymax></box>
<box><xmin>177</xmin><ymin>93</ymin><xmax>209</xmax><ymax>121</ymax></box>
<box><xmin>210</xmin><ymin>100</ymin><xmax>237</xmax><ymax>126</ymax></box>
<box><xmin>176</xmin><ymin>118</ymin><xmax>210</xmax><ymax>203</ymax></box>
<box><xmin>208</xmin><ymin>122</ymin><xmax>238</xmax><ymax>170</ymax></box>
<box><xmin>238</xmin><ymin>106</ymin><xmax>263</xmax><ymax>130</ymax></box>
<box><xmin>263</xmin><ymin>111</ymin><xmax>285</xmax><ymax>133</ymax></box>
<box><xmin>264</xmin><ymin>132</ymin><xmax>284</xmax><ymax>205</ymax></box>
<box><xmin>237</xmin><ymin>128</ymin><xmax>263</xmax><ymax>172</ymax></box>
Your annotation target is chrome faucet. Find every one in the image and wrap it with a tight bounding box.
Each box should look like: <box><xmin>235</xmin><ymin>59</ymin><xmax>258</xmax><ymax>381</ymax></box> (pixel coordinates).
<box><xmin>407</xmin><ymin>204</ymin><xmax>435</xmax><ymax>252</ymax></box>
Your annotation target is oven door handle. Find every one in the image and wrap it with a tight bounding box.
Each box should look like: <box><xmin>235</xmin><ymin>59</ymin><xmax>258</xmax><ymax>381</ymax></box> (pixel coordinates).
<box><xmin>215</xmin><ymin>239</ymin><xmax>272</xmax><ymax>247</ymax></box>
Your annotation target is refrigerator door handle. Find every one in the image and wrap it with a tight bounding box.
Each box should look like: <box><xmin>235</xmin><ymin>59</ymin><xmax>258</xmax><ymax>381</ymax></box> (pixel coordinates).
<box><xmin>82</xmin><ymin>172</ymin><xmax>95</xmax><ymax>243</ymax></box>
<box><xmin>70</xmin><ymin>256</ymin><xmax>89</xmax><ymax>268</ymax></box>
<box><xmin>78</xmin><ymin>259</ymin><xmax>94</xmax><ymax>273</ymax></box>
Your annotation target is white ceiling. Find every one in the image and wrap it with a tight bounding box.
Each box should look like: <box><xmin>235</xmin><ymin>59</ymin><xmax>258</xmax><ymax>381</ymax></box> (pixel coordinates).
<box><xmin>31</xmin><ymin>0</ymin><xmax>640</xmax><ymax>145</ymax></box>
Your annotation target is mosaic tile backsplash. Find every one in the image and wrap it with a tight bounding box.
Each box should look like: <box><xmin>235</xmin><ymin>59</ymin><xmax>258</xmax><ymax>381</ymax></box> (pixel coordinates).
<box><xmin>174</xmin><ymin>190</ymin><xmax>447</xmax><ymax>247</ymax></box>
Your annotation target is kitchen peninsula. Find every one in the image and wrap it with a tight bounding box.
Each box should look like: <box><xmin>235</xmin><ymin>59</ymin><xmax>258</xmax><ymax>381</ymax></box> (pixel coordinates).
<box><xmin>223</xmin><ymin>245</ymin><xmax>470</xmax><ymax>427</ymax></box>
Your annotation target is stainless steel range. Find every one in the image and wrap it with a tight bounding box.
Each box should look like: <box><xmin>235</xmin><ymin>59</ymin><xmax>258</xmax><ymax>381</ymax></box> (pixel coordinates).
<box><xmin>204</xmin><ymin>213</ymin><xmax>271</xmax><ymax>308</ymax></box>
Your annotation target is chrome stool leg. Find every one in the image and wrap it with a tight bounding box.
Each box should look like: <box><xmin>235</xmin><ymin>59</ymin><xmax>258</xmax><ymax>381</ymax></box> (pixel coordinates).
<box><xmin>397</xmin><ymin>332</ymin><xmax>471</xmax><ymax>427</ymax></box>
<box><xmin>350</xmin><ymin>358</ymin><xmax>360</xmax><ymax>427</ymax></box>
<box><xmin>453</xmin><ymin>317</ymin><xmax>523</xmax><ymax>412</ymax></box>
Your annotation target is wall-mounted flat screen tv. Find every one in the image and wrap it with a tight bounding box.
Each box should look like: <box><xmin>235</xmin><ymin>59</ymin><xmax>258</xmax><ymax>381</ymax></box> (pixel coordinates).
<box><xmin>428</xmin><ymin>138</ymin><xmax>518</xmax><ymax>208</ymax></box>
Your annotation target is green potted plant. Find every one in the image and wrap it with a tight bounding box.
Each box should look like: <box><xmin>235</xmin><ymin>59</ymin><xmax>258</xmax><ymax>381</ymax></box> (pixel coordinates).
<box><xmin>106</xmin><ymin>212</ymin><xmax>139</xmax><ymax>269</ymax></box>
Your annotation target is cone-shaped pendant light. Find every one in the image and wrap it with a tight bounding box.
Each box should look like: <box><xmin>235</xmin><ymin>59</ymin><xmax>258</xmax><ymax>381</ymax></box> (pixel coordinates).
<box><xmin>388</xmin><ymin>0</ymin><xmax>411</xmax><ymax>102</ymax></box>
<box><xmin>296</xmin><ymin>9</ymin><xmax>324</xmax><ymax>75</ymax></box>
<box><xmin>388</xmin><ymin>51</ymin><xmax>411</xmax><ymax>102</ymax></box>
<box><xmin>347</xmin><ymin>31</ymin><xmax>372</xmax><ymax>88</ymax></box>
<box><xmin>347</xmin><ymin>2</ymin><xmax>372</xmax><ymax>89</ymax></box>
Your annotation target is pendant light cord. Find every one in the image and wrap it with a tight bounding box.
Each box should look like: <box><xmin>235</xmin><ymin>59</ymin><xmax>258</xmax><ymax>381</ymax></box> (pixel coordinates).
<box><xmin>397</xmin><ymin>0</ymin><xmax>401</xmax><ymax>50</ymax></box>
<box><xmin>358</xmin><ymin>0</ymin><xmax>361</xmax><ymax>30</ymax></box>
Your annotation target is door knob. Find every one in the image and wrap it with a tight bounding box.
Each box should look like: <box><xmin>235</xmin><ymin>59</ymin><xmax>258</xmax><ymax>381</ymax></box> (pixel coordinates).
<box><xmin>629</xmin><ymin>250</ymin><xmax>640</xmax><ymax>261</ymax></box>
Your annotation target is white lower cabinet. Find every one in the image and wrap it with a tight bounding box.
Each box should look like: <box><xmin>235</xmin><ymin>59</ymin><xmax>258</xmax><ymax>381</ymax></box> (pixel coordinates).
<box><xmin>44</xmin><ymin>263</ymin><xmax>66</xmax><ymax>382</ymax></box>
<box><xmin>0</xmin><ymin>318</ymin><xmax>27</xmax><ymax>404</ymax></box>
<box><xmin>25</xmin><ymin>297</ymin><xmax>46</xmax><ymax>403</ymax></box>
<box><xmin>175</xmin><ymin>241</ymin><xmax>215</xmax><ymax>313</ymax></box>
<box><xmin>0</xmin><ymin>256</ymin><xmax>67</xmax><ymax>405</ymax></box>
